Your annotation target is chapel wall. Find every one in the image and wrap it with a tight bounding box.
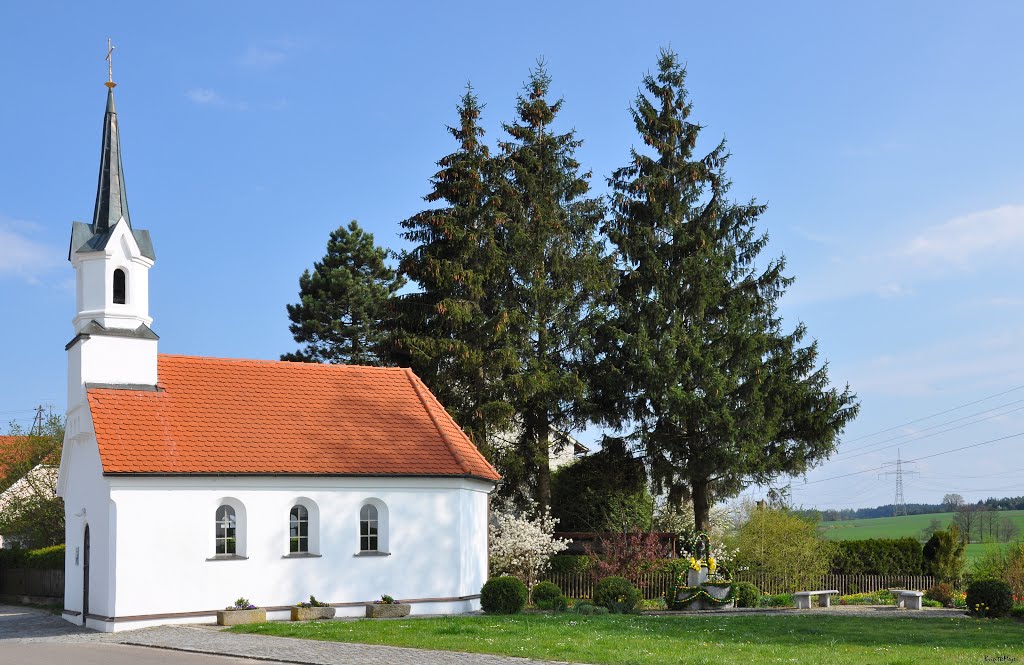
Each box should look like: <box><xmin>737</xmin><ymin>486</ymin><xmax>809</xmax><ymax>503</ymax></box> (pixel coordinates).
<box><xmin>107</xmin><ymin>477</ymin><xmax>491</xmax><ymax>619</ymax></box>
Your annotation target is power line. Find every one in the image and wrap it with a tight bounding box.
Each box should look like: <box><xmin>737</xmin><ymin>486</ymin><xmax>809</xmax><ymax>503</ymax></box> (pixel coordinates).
<box><xmin>838</xmin><ymin>384</ymin><xmax>1024</xmax><ymax>446</ymax></box>
<box><xmin>836</xmin><ymin>403</ymin><xmax>1024</xmax><ymax>461</ymax></box>
<box><xmin>878</xmin><ymin>450</ymin><xmax>918</xmax><ymax>516</ymax></box>
<box><xmin>801</xmin><ymin>430</ymin><xmax>1024</xmax><ymax>486</ymax></box>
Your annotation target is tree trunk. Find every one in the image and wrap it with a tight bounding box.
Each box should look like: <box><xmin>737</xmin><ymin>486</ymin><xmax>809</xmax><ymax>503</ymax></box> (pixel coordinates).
<box><xmin>692</xmin><ymin>477</ymin><xmax>711</xmax><ymax>534</ymax></box>
<box><xmin>536</xmin><ymin>426</ymin><xmax>551</xmax><ymax>513</ymax></box>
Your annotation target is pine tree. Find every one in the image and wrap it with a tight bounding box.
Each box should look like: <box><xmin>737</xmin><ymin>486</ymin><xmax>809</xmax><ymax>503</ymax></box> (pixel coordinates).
<box><xmin>497</xmin><ymin>62</ymin><xmax>611</xmax><ymax>510</ymax></box>
<box><xmin>391</xmin><ymin>86</ymin><xmax>517</xmax><ymax>452</ymax></box>
<box><xmin>596</xmin><ymin>50</ymin><xmax>858</xmax><ymax>532</ymax></box>
<box><xmin>283</xmin><ymin>220</ymin><xmax>403</xmax><ymax>366</ymax></box>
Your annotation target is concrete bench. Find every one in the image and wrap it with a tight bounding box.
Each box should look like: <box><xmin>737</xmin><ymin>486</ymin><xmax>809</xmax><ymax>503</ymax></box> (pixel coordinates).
<box><xmin>793</xmin><ymin>590</ymin><xmax>839</xmax><ymax>609</ymax></box>
<box><xmin>890</xmin><ymin>589</ymin><xmax>924</xmax><ymax>610</ymax></box>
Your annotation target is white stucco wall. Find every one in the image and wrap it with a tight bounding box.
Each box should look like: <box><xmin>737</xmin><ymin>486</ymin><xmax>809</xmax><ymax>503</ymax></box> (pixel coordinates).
<box><xmin>58</xmin><ymin>404</ymin><xmax>117</xmax><ymax>629</ymax></box>
<box><xmin>83</xmin><ymin>475</ymin><xmax>491</xmax><ymax>631</ymax></box>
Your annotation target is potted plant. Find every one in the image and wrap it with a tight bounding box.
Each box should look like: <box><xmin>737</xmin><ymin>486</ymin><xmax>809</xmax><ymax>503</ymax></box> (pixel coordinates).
<box><xmin>291</xmin><ymin>595</ymin><xmax>336</xmax><ymax>621</ymax></box>
<box><xmin>365</xmin><ymin>594</ymin><xmax>411</xmax><ymax>618</ymax></box>
<box><xmin>217</xmin><ymin>597</ymin><xmax>266</xmax><ymax>626</ymax></box>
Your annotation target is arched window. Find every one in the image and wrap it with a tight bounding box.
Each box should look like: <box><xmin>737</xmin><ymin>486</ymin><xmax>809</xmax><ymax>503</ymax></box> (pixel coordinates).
<box><xmin>289</xmin><ymin>505</ymin><xmax>309</xmax><ymax>553</ymax></box>
<box><xmin>215</xmin><ymin>505</ymin><xmax>236</xmax><ymax>555</ymax></box>
<box><xmin>360</xmin><ymin>504</ymin><xmax>379</xmax><ymax>552</ymax></box>
<box><xmin>113</xmin><ymin>269</ymin><xmax>126</xmax><ymax>304</ymax></box>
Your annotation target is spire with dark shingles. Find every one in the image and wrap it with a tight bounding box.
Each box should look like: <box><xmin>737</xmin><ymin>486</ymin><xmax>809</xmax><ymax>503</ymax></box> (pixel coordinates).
<box><xmin>92</xmin><ymin>85</ymin><xmax>130</xmax><ymax>233</ymax></box>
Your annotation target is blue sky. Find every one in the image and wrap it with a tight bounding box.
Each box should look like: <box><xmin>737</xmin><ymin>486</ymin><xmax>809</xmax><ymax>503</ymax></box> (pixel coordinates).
<box><xmin>2</xmin><ymin>1</ymin><xmax>1022</xmax><ymax>511</ymax></box>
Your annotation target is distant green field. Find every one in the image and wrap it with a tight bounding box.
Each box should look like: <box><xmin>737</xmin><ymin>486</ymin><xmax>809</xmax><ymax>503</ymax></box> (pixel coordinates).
<box><xmin>819</xmin><ymin>510</ymin><xmax>1024</xmax><ymax>564</ymax></box>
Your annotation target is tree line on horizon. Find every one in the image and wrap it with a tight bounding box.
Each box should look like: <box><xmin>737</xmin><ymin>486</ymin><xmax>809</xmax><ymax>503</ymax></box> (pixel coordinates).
<box><xmin>281</xmin><ymin>49</ymin><xmax>859</xmax><ymax>533</ymax></box>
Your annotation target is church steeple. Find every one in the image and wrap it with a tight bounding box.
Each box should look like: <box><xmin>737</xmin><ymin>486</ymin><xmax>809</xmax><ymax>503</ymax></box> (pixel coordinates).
<box><xmin>69</xmin><ymin>40</ymin><xmax>154</xmax><ymax>262</ymax></box>
<box><xmin>92</xmin><ymin>83</ymin><xmax>131</xmax><ymax>233</ymax></box>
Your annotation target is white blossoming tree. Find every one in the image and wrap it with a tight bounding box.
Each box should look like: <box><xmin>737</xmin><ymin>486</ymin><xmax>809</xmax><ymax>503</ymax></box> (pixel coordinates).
<box><xmin>489</xmin><ymin>499</ymin><xmax>571</xmax><ymax>594</ymax></box>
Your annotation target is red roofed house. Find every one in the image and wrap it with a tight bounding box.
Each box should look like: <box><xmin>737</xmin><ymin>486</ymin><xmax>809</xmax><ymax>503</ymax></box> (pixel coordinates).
<box><xmin>57</xmin><ymin>78</ymin><xmax>498</xmax><ymax>632</ymax></box>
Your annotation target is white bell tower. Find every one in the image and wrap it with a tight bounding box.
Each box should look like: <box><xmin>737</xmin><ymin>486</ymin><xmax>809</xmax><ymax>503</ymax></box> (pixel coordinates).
<box><xmin>66</xmin><ymin>77</ymin><xmax>158</xmax><ymax>410</ymax></box>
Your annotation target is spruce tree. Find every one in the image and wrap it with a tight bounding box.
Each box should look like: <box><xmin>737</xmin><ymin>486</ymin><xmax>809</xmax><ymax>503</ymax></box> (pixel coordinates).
<box><xmin>283</xmin><ymin>220</ymin><xmax>403</xmax><ymax>366</ymax></box>
<box><xmin>391</xmin><ymin>87</ymin><xmax>517</xmax><ymax>453</ymax></box>
<box><xmin>596</xmin><ymin>50</ymin><xmax>858</xmax><ymax>532</ymax></box>
<box><xmin>497</xmin><ymin>63</ymin><xmax>611</xmax><ymax>510</ymax></box>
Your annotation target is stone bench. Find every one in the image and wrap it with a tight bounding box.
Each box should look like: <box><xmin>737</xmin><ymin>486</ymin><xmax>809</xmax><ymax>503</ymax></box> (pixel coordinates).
<box><xmin>890</xmin><ymin>589</ymin><xmax>924</xmax><ymax>610</ymax></box>
<box><xmin>793</xmin><ymin>590</ymin><xmax>839</xmax><ymax>609</ymax></box>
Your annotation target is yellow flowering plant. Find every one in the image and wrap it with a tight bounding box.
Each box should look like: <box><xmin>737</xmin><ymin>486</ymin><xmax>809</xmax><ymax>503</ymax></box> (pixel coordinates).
<box><xmin>689</xmin><ymin>557</ymin><xmax>701</xmax><ymax>571</ymax></box>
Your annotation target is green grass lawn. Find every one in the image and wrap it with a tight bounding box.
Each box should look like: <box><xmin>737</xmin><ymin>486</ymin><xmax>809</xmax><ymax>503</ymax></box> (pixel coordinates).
<box><xmin>231</xmin><ymin>613</ymin><xmax>1024</xmax><ymax>664</ymax></box>
<box><xmin>819</xmin><ymin>510</ymin><xmax>1024</xmax><ymax>564</ymax></box>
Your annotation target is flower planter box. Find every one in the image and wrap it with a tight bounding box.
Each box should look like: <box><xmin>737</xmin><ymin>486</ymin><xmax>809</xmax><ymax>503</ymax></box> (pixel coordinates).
<box><xmin>365</xmin><ymin>603</ymin><xmax>411</xmax><ymax>618</ymax></box>
<box><xmin>217</xmin><ymin>608</ymin><xmax>266</xmax><ymax>626</ymax></box>
<box><xmin>291</xmin><ymin>606</ymin><xmax>336</xmax><ymax>621</ymax></box>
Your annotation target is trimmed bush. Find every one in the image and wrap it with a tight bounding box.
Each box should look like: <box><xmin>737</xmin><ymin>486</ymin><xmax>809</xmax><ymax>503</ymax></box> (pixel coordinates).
<box><xmin>547</xmin><ymin>555</ymin><xmax>592</xmax><ymax>574</ymax></box>
<box><xmin>480</xmin><ymin>576</ymin><xmax>528</xmax><ymax>615</ymax></box>
<box><xmin>531</xmin><ymin>581</ymin><xmax>562</xmax><ymax>606</ymax></box>
<box><xmin>759</xmin><ymin>593</ymin><xmax>793</xmax><ymax>607</ymax></box>
<box><xmin>538</xmin><ymin>595</ymin><xmax>569</xmax><ymax>612</ymax></box>
<box><xmin>572</xmin><ymin>600</ymin><xmax>609</xmax><ymax>615</ymax></box>
<box><xmin>925</xmin><ymin>582</ymin><xmax>954</xmax><ymax>607</ymax></box>
<box><xmin>733</xmin><ymin>582</ymin><xmax>760</xmax><ymax>608</ymax></box>
<box><xmin>0</xmin><ymin>544</ymin><xmax>65</xmax><ymax>570</ymax></box>
<box><xmin>966</xmin><ymin>579</ymin><xmax>1013</xmax><ymax>618</ymax></box>
<box><xmin>25</xmin><ymin>544</ymin><xmax>64</xmax><ymax>569</ymax></box>
<box><xmin>593</xmin><ymin>576</ymin><xmax>642</xmax><ymax>614</ymax></box>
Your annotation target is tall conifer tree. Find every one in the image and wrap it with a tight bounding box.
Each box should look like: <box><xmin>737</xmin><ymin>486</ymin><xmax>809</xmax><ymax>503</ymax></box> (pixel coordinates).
<box><xmin>392</xmin><ymin>87</ymin><xmax>517</xmax><ymax>453</ymax></box>
<box><xmin>596</xmin><ymin>50</ymin><xmax>858</xmax><ymax>531</ymax></box>
<box><xmin>498</xmin><ymin>63</ymin><xmax>611</xmax><ymax>510</ymax></box>
<box><xmin>283</xmin><ymin>220</ymin><xmax>403</xmax><ymax>366</ymax></box>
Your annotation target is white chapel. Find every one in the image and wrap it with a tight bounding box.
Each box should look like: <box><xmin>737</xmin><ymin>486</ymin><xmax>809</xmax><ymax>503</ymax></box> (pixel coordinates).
<box><xmin>57</xmin><ymin>71</ymin><xmax>498</xmax><ymax>632</ymax></box>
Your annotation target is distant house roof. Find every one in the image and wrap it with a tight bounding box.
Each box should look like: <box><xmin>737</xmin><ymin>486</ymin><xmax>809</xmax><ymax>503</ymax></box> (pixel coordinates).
<box><xmin>85</xmin><ymin>354</ymin><xmax>500</xmax><ymax>482</ymax></box>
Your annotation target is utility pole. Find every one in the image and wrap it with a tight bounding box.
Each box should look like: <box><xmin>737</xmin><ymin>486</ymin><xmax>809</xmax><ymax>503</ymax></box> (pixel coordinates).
<box><xmin>879</xmin><ymin>449</ymin><xmax>918</xmax><ymax>516</ymax></box>
<box><xmin>31</xmin><ymin>405</ymin><xmax>44</xmax><ymax>436</ymax></box>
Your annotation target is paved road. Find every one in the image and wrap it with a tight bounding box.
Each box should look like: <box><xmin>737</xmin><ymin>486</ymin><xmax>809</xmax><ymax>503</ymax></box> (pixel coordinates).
<box><xmin>1</xmin><ymin>643</ymin><xmax>289</xmax><ymax>665</ymax></box>
<box><xmin>0</xmin><ymin>604</ymin><xmax>567</xmax><ymax>665</ymax></box>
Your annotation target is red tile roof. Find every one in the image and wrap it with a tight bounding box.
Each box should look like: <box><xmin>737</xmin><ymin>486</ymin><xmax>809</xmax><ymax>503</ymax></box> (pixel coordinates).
<box><xmin>86</xmin><ymin>354</ymin><xmax>500</xmax><ymax>481</ymax></box>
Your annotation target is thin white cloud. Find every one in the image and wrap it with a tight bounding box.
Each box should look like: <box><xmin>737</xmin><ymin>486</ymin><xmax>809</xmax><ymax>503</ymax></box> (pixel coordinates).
<box><xmin>787</xmin><ymin>203</ymin><xmax>1024</xmax><ymax>305</ymax></box>
<box><xmin>186</xmin><ymin>88</ymin><xmax>225</xmax><ymax>106</ymax></box>
<box><xmin>238</xmin><ymin>45</ymin><xmax>288</xmax><ymax>68</ymax></box>
<box><xmin>904</xmin><ymin>204</ymin><xmax>1024</xmax><ymax>267</ymax></box>
<box><xmin>0</xmin><ymin>218</ymin><xmax>60</xmax><ymax>284</ymax></box>
<box><xmin>185</xmin><ymin>88</ymin><xmax>249</xmax><ymax>111</ymax></box>
<box><xmin>842</xmin><ymin>327</ymin><xmax>1024</xmax><ymax>398</ymax></box>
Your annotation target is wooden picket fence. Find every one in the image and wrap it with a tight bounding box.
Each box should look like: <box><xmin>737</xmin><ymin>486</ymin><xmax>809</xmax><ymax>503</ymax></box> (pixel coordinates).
<box><xmin>0</xmin><ymin>568</ymin><xmax>64</xmax><ymax>602</ymax></box>
<box><xmin>539</xmin><ymin>571</ymin><xmax>936</xmax><ymax>600</ymax></box>
<box><xmin>734</xmin><ymin>573</ymin><xmax>936</xmax><ymax>596</ymax></box>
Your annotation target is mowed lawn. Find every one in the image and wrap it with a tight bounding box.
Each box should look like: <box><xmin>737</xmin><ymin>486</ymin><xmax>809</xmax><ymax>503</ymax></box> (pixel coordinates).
<box><xmin>231</xmin><ymin>613</ymin><xmax>1024</xmax><ymax>665</ymax></box>
<box><xmin>819</xmin><ymin>510</ymin><xmax>1024</xmax><ymax>564</ymax></box>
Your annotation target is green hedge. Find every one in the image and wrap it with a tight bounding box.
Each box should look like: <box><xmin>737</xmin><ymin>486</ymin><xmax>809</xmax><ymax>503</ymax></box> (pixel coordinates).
<box><xmin>547</xmin><ymin>555</ymin><xmax>682</xmax><ymax>576</ymax></box>
<box><xmin>830</xmin><ymin>538</ymin><xmax>923</xmax><ymax>575</ymax></box>
<box><xmin>548</xmin><ymin>555</ymin><xmax>592</xmax><ymax>574</ymax></box>
<box><xmin>0</xmin><ymin>544</ymin><xmax>65</xmax><ymax>570</ymax></box>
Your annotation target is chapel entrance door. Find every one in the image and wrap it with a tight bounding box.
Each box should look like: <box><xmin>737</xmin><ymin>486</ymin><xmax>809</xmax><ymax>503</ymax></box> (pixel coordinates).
<box><xmin>82</xmin><ymin>524</ymin><xmax>90</xmax><ymax>625</ymax></box>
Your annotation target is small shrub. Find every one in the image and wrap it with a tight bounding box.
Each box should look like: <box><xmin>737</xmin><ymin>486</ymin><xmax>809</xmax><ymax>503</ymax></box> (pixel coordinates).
<box><xmin>297</xmin><ymin>595</ymin><xmax>329</xmax><ymax>608</ymax></box>
<box><xmin>966</xmin><ymin>579</ymin><xmax>1013</xmax><ymax>618</ymax></box>
<box><xmin>1009</xmin><ymin>605</ymin><xmax>1024</xmax><ymax>619</ymax></box>
<box><xmin>733</xmin><ymin>582</ymin><xmax>760</xmax><ymax>608</ymax></box>
<box><xmin>480</xmin><ymin>576</ymin><xmax>528</xmax><ymax>615</ymax></box>
<box><xmin>759</xmin><ymin>593</ymin><xmax>793</xmax><ymax>608</ymax></box>
<box><xmin>925</xmin><ymin>582</ymin><xmax>954</xmax><ymax>607</ymax></box>
<box><xmin>572</xmin><ymin>600</ymin><xmax>609</xmax><ymax>615</ymax></box>
<box><xmin>537</xmin><ymin>595</ymin><xmax>569</xmax><ymax>611</ymax></box>
<box><xmin>227</xmin><ymin>597</ymin><xmax>257</xmax><ymax>610</ymax></box>
<box><xmin>922</xmin><ymin>598</ymin><xmax>943</xmax><ymax>608</ymax></box>
<box><xmin>547</xmin><ymin>555</ymin><xmax>591</xmax><ymax>574</ymax></box>
<box><xmin>593</xmin><ymin>576</ymin><xmax>642</xmax><ymax>614</ymax></box>
<box><xmin>531</xmin><ymin>581</ymin><xmax>562</xmax><ymax>606</ymax></box>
